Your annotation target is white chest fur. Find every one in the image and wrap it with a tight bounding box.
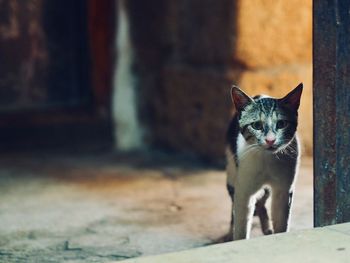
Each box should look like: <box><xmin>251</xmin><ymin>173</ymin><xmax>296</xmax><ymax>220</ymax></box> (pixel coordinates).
<box><xmin>227</xmin><ymin>134</ymin><xmax>299</xmax><ymax>191</ymax></box>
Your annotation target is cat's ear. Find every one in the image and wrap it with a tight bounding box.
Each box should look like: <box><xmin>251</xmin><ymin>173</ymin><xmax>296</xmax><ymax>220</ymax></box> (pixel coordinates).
<box><xmin>279</xmin><ymin>83</ymin><xmax>303</xmax><ymax>111</ymax></box>
<box><xmin>231</xmin><ymin>85</ymin><xmax>254</xmax><ymax>112</ymax></box>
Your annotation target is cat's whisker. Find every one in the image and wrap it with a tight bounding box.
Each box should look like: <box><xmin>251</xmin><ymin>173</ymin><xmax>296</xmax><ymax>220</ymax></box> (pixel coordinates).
<box><xmin>281</xmin><ymin>144</ymin><xmax>297</xmax><ymax>158</ymax></box>
<box><xmin>240</xmin><ymin>144</ymin><xmax>258</xmax><ymax>156</ymax></box>
<box><xmin>240</xmin><ymin>144</ymin><xmax>260</xmax><ymax>160</ymax></box>
<box><xmin>285</xmin><ymin>142</ymin><xmax>297</xmax><ymax>152</ymax></box>
<box><xmin>275</xmin><ymin>139</ymin><xmax>298</xmax><ymax>157</ymax></box>
<box><xmin>240</xmin><ymin>146</ymin><xmax>261</xmax><ymax>160</ymax></box>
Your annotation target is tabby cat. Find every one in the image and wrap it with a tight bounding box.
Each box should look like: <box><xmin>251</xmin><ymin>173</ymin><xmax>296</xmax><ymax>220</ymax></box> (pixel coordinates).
<box><xmin>226</xmin><ymin>83</ymin><xmax>303</xmax><ymax>240</ymax></box>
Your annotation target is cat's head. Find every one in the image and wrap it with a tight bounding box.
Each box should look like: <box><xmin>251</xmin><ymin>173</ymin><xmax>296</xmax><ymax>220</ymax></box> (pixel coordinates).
<box><xmin>231</xmin><ymin>83</ymin><xmax>303</xmax><ymax>152</ymax></box>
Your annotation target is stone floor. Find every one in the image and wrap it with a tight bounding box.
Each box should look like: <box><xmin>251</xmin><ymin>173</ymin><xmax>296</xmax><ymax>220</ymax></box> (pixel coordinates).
<box><xmin>122</xmin><ymin>223</ymin><xmax>350</xmax><ymax>263</ymax></box>
<box><xmin>0</xmin><ymin>151</ymin><xmax>313</xmax><ymax>262</ymax></box>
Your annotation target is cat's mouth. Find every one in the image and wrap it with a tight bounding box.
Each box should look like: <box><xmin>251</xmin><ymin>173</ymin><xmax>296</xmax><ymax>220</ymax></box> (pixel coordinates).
<box><xmin>264</xmin><ymin>145</ymin><xmax>278</xmax><ymax>151</ymax></box>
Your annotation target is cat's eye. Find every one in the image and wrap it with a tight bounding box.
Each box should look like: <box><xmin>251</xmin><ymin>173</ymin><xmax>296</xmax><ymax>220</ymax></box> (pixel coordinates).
<box><xmin>276</xmin><ymin>120</ymin><xmax>287</xmax><ymax>129</ymax></box>
<box><xmin>251</xmin><ymin>121</ymin><xmax>263</xmax><ymax>130</ymax></box>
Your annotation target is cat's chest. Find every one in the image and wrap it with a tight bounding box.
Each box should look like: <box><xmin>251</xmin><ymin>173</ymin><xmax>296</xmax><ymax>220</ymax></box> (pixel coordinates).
<box><xmin>236</xmin><ymin>134</ymin><xmax>294</xmax><ymax>180</ymax></box>
<box><xmin>238</xmin><ymin>148</ymin><xmax>276</xmax><ymax>176</ymax></box>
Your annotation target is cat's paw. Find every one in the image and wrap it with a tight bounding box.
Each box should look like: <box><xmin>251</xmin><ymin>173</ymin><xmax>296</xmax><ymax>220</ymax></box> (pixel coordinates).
<box><xmin>263</xmin><ymin>229</ymin><xmax>273</xmax><ymax>235</ymax></box>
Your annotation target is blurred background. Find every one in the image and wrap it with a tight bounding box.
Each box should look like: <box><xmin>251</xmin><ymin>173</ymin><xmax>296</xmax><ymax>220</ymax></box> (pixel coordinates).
<box><xmin>0</xmin><ymin>0</ymin><xmax>312</xmax><ymax>158</ymax></box>
<box><xmin>0</xmin><ymin>0</ymin><xmax>312</xmax><ymax>262</ymax></box>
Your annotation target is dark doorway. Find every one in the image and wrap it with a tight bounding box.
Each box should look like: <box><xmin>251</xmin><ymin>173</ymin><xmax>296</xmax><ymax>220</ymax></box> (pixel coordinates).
<box><xmin>0</xmin><ymin>0</ymin><xmax>90</xmax><ymax>112</ymax></box>
<box><xmin>0</xmin><ymin>0</ymin><xmax>115</xmax><ymax>151</ymax></box>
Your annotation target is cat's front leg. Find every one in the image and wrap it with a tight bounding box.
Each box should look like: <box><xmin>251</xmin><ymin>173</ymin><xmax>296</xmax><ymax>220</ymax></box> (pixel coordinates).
<box><xmin>271</xmin><ymin>187</ymin><xmax>294</xmax><ymax>233</ymax></box>
<box><xmin>233</xmin><ymin>190</ymin><xmax>255</xmax><ymax>240</ymax></box>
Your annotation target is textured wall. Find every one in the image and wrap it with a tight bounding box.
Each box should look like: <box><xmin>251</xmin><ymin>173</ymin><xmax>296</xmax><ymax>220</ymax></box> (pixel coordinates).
<box><xmin>233</xmin><ymin>0</ymin><xmax>312</xmax><ymax>68</ymax></box>
<box><xmin>128</xmin><ymin>0</ymin><xmax>312</xmax><ymax>159</ymax></box>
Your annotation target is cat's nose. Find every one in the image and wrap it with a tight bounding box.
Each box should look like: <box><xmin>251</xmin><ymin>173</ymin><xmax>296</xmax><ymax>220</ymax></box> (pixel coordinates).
<box><xmin>265</xmin><ymin>139</ymin><xmax>276</xmax><ymax>146</ymax></box>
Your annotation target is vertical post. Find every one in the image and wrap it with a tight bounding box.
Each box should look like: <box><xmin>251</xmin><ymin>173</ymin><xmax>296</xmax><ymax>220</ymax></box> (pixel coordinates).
<box><xmin>314</xmin><ymin>0</ymin><xmax>350</xmax><ymax>226</ymax></box>
<box><xmin>113</xmin><ymin>0</ymin><xmax>145</xmax><ymax>151</ymax></box>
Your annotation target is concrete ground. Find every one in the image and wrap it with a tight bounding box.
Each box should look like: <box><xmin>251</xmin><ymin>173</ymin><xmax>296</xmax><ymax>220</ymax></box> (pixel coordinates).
<box><xmin>0</xmin><ymin>152</ymin><xmax>313</xmax><ymax>262</ymax></box>
<box><xmin>123</xmin><ymin>223</ymin><xmax>350</xmax><ymax>263</ymax></box>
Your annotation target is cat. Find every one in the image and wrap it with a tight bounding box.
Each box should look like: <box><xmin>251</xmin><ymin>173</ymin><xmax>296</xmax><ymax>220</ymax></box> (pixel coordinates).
<box><xmin>226</xmin><ymin>83</ymin><xmax>303</xmax><ymax>241</ymax></box>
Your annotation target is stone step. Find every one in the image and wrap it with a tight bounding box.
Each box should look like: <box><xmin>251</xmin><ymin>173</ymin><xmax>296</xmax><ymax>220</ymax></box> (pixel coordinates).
<box><xmin>120</xmin><ymin>223</ymin><xmax>350</xmax><ymax>263</ymax></box>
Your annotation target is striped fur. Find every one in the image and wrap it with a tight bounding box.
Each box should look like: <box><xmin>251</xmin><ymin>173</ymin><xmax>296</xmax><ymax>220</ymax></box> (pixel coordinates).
<box><xmin>226</xmin><ymin>83</ymin><xmax>303</xmax><ymax>240</ymax></box>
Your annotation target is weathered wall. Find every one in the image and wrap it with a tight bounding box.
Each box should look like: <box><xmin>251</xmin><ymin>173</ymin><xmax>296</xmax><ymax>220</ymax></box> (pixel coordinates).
<box><xmin>127</xmin><ymin>0</ymin><xmax>312</xmax><ymax>159</ymax></box>
<box><xmin>154</xmin><ymin>0</ymin><xmax>236</xmax><ymax>159</ymax></box>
